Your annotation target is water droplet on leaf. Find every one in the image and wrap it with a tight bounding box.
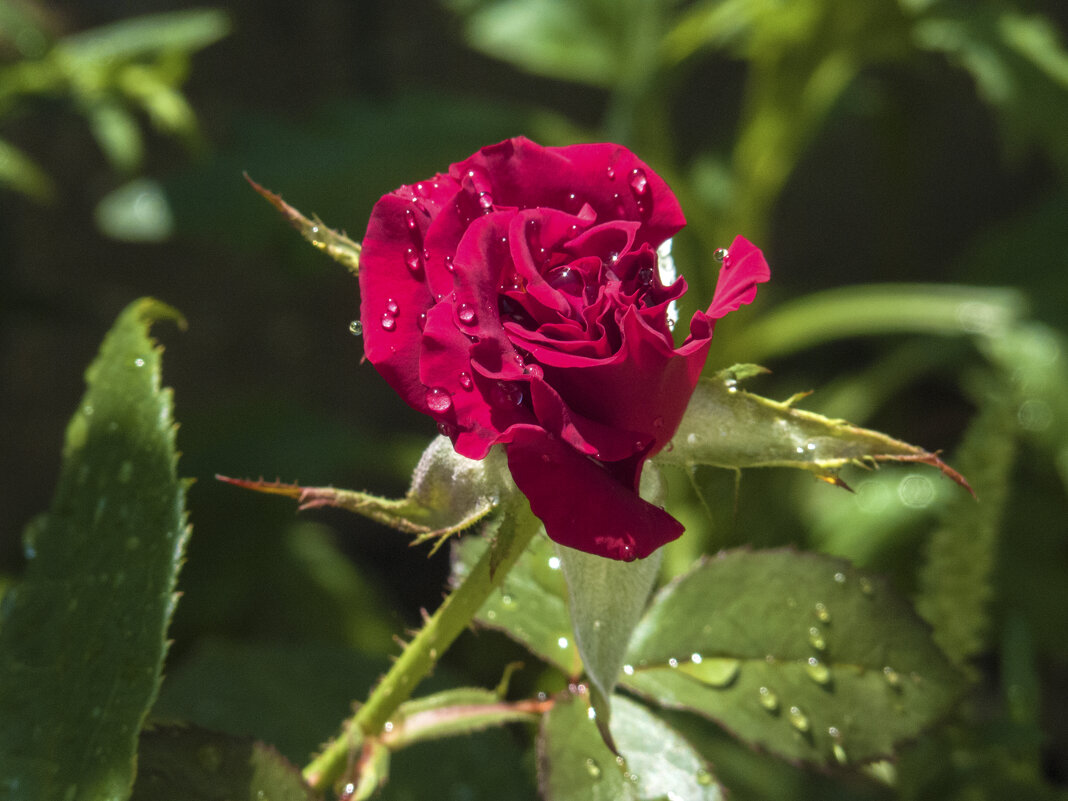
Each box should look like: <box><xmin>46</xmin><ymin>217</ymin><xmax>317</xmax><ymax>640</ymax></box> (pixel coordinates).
<box><xmin>808</xmin><ymin>626</ymin><xmax>827</xmax><ymax>651</ymax></box>
<box><xmin>585</xmin><ymin>758</ymin><xmax>602</xmax><ymax>779</ymax></box>
<box><xmin>883</xmin><ymin>666</ymin><xmax>901</xmax><ymax>688</ymax></box>
<box><xmin>678</xmin><ymin>656</ymin><xmax>740</xmax><ymax>687</ymax></box>
<box><xmin>696</xmin><ymin>768</ymin><xmax>714</xmax><ymax>786</ymax></box>
<box><xmin>806</xmin><ymin>656</ymin><xmax>831</xmax><ymax>685</ymax></box>
<box><xmin>758</xmin><ymin>686</ymin><xmax>779</xmax><ymax>712</ymax></box>
<box><xmin>815</xmin><ymin>602</ymin><xmax>831</xmax><ymax>623</ymax></box>
<box><xmin>788</xmin><ymin>705</ymin><xmax>811</xmax><ymax>733</ymax></box>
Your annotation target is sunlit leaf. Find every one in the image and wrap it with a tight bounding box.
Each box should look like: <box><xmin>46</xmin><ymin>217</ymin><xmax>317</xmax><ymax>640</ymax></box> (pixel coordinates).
<box><xmin>452</xmin><ymin>532</ymin><xmax>579</xmax><ymax>675</ymax></box>
<box><xmin>538</xmin><ymin>690</ymin><xmax>725</xmax><ymax>801</ymax></box>
<box><xmin>0</xmin><ymin>137</ymin><xmax>55</xmax><ymax>202</ymax></box>
<box><xmin>0</xmin><ymin>298</ymin><xmax>187</xmax><ymax>800</ymax></box>
<box><xmin>622</xmin><ymin>549</ymin><xmax>962</xmax><ymax>766</ymax></box>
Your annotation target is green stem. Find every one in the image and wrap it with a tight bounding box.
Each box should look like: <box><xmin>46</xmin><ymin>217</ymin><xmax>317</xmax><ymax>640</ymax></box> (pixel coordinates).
<box><xmin>302</xmin><ymin>500</ymin><xmax>541</xmax><ymax>792</ymax></box>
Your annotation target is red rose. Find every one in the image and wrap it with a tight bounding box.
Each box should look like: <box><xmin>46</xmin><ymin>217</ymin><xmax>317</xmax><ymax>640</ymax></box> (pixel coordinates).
<box><xmin>359</xmin><ymin>137</ymin><xmax>769</xmax><ymax>560</ymax></box>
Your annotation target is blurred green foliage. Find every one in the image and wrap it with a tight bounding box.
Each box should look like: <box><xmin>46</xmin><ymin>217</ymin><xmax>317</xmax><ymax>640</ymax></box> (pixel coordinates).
<box><xmin>2</xmin><ymin>0</ymin><xmax>1067</xmax><ymax>799</ymax></box>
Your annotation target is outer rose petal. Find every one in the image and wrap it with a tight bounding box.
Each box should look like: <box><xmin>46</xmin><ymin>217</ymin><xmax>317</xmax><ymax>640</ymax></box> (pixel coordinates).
<box><xmin>707</xmin><ymin>236</ymin><xmax>771</xmax><ymax>320</ymax></box>
<box><xmin>505</xmin><ymin>428</ymin><xmax>683</xmax><ymax>561</ymax></box>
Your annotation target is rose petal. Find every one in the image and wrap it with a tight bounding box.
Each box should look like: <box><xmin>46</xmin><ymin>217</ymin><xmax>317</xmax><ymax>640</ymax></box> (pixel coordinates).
<box><xmin>505</xmin><ymin>427</ymin><xmax>684</xmax><ymax>560</ymax></box>
<box><xmin>707</xmin><ymin>235</ymin><xmax>771</xmax><ymax>320</ymax></box>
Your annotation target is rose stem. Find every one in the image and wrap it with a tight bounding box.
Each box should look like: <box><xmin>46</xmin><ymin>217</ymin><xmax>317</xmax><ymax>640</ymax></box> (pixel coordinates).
<box><xmin>302</xmin><ymin>500</ymin><xmax>541</xmax><ymax>791</ymax></box>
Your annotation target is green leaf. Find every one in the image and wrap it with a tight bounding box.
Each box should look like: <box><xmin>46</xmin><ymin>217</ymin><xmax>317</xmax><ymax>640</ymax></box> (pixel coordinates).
<box><xmin>657</xmin><ymin>367</ymin><xmax>972</xmax><ymax>492</ymax></box>
<box><xmin>621</xmin><ymin>549</ymin><xmax>962</xmax><ymax>766</ymax></box>
<box><xmin>451</xmin><ymin>0</ymin><xmax>619</xmax><ymax>87</ymax></box>
<box><xmin>0</xmin><ymin>137</ymin><xmax>56</xmax><ymax>202</ymax></box>
<box><xmin>0</xmin><ymin>298</ymin><xmax>187</xmax><ymax>800</ymax></box>
<box><xmin>916</xmin><ymin>379</ymin><xmax>1016</xmax><ymax>668</ymax></box>
<box><xmin>538</xmin><ymin>691</ymin><xmax>724</xmax><ymax>801</ymax></box>
<box><xmin>56</xmin><ymin>9</ymin><xmax>231</xmax><ymax>69</ymax></box>
<box><xmin>130</xmin><ymin>724</ymin><xmax>316</xmax><ymax>801</ymax></box>
<box><xmin>452</xmin><ymin>532</ymin><xmax>580</xmax><ymax>675</ymax></box>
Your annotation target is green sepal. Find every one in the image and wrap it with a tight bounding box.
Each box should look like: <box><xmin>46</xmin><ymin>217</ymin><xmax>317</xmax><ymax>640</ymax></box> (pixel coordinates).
<box><xmin>657</xmin><ymin>367</ymin><xmax>972</xmax><ymax>492</ymax></box>
<box><xmin>0</xmin><ymin>298</ymin><xmax>187</xmax><ymax>800</ymax></box>
<box><xmin>381</xmin><ymin>687</ymin><xmax>544</xmax><ymax>750</ymax></box>
<box><xmin>620</xmin><ymin>549</ymin><xmax>963</xmax><ymax>766</ymax></box>
<box><xmin>246</xmin><ymin>174</ymin><xmax>362</xmax><ymax>274</ymax></box>
<box><xmin>220</xmin><ymin>436</ymin><xmax>511</xmax><ymax>553</ymax></box>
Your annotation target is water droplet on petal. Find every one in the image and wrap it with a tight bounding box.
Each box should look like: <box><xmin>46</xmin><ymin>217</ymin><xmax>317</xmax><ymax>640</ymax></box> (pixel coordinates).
<box><xmin>524</xmin><ymin>363</ymin><xmax>544</xmax><ymax>380</ymax></box>
<box><xmin>606</xmin><ymin>166</ymin><xmax>616</xmax><ymax>180</ymax></box>
<box><xmin>458</xmin><ymin>371</ymin><xmax>473</xmax><ymax>390</ymax></box>
<box><xmin>806</xmin><ymin>656</ymin><xmax>831</xmax><ymax>685</ymax></box>
<box><xmin>348</xmin><ymin>320</ymin><xmax>363</xmax><ymax>336</ymax></box>
<box><xmin>437</xmin><ymin>421</ymin><xmax>455</xmax><ymax>437</ymax></box>
<box><xmin>585</xmin><ymin>758</ymin><xmax>602</xmax><ymax>780</ymax></box>
<box><xmin>788</xmin><ymin>705</ymin><xmax>811</xmax><ymax>733</ymax></box>
<box><xmin>381</xmin><ymin>314</ymin><xmax>396</xmax><ymax>331</ymax></box>
<box><xmin>478</xmin><ymin>191</ymin><xmax>493</xmax><ymax>212</ymax></box>
<box><xmin>548</xmin><ymin>266</ymin><xmax>582</xmax><ymax>294</ymax></box>
<box><xmin>405</xmin><ymin>248</ymin><xmax>421</xmax><ymax>273</ymax></box>
<box><xmin>637</xmin><ymin>266</ymin><xmax>655</xmax><ymax>285</ymax></box>
<box><xmin>425</xmin><ymin>387</ymin><xmax>452</xmax><ymax>413</ymax></box>
<box><xmin>385</xmin><ymin>298</ymin><xmax>400</xmax><ymax>317</ymax></box>
<box><xmin>405</xmin><ymin>208</ymin><xmax>417</xmax><ymax>229</ymax></box>
<box><xmin>713</xmin><ymin>247</ymin><xmax>728</xmax><ymax>262</ymax></box>
<box><xmin>457</xmin><ymin>303</ymin><xmax>477</xmax><ymax>325</ymax></box>
<box><xmin>629</xmin><ymin>168</ymin><xmax>648</xmax><ymax>195</ymax></box>
<box><xmin>491</xmin><ymin>381</ymin><xmax>524</xmax><ymax>408</ymax></box>
<box><xmin>758</xmin><ymin>686</ymin><xmax>779</xmax><ymax>712</ymax></box>
<box><xmin>443</xmin><ymin>255</ymin><xmax>454</xmax><ymax>272</ymax></box>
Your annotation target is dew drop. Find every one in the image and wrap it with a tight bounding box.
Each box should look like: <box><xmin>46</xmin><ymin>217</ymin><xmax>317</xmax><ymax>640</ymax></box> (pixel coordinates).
<box><xmin>713</xmin><ymin>247</ymin><xmax>728</xmax><ymax>262</ymax></box>
<box><xmin>548</xmin><ymin>556</ymin><xmax>561</xmax><ymax>570</ymax></box>
<box><xmin>405</xmin><ymin>208</ymin><xmax>417</xmax><ymax>229</ymax></box>
<box><xmin>833</xmin><ymin>743</ymin><xmax>848</xmax><ymax>765</ymax></box>
<box><xmin>622</xmin><ymin>664</ymin><xmax>635</xmax><ymax>676</ymax></box>
<box><xmin>678</xmin><ymin>657</ymin><xmax>740</xmax><ymax>687</ymax></box>
<box><xmin>558</xmin><ymin>636</ymin><xmax>569</xmax><ymax>649</ymax></box>
<box><xmin>668</xmin><ymin>657</ymin><xmax>679</xmax><ymax>668</ymax></box>
<box><xmin>834</xmin><ymin>571</ymin><xmax>847</xmax><ymax>584</ymax></box>
<box><xmin>405</xmin><ymin>247</ymin><xmax>422</xmax><ymax>272</ymax></box>
<box><xmin>637</xmin><ymin>266</ymin><xmax>655</xmax><ymax>285</ymax></box>
<box><xmin>425</xmin><ymin>387</ymin><xmax>452</xmax><ymax>413</ymax></box>
<box><xmin>788</xmin><ymin>705</ymin><xmax>811</xmax><ymax>733</ymax></box>
<box><xmin>444</xmin><ymin>255</ymin><xmax>454</xmax><ymax>272</ymax></box>
<box><xmin>385</xmin><ymin>298</ymin><xmax>400</xmax><ymax>317</ymax></box>
<box><xmin>883</xmin><ymin>665</ymin><xmax>901</xmax><ymax>688</ymax></box>
<box><xmin>584</xmin><ymin>758</ymin><xmax>602</xmax><ymax>780</ymax></box>
<box><xmin>501</xmin><ymin>594</ymin><xmax>516</xmax><ymax>608</ymax></box>
<box><xmin>417</xmin><ymin>312</ymin><xmax>427</xmax><ymax>332</ymax></box>
<box><xmin>606</xmin><ymin>166</ymin><xmax>616</xmax><ymax>180</ymax></box>
<box><xmin>491</xmin><ymin>381</ymin><xmax>524</xmax><ymax>408</ymax></box>
<box><xmin>758</xmin><ymin>686</ymin><xmax>779</xmax><ymax>711</ymax></box>
<box><xmin>806</xmin><ymin>656</ymin><xmax>832</xmax><ymax>685</ymax></box>
<box><xmin>815</xmin><ymin>602</ymin><xmax>831</xmax><ymax>623</ymax></box>
<box><xmin>629</xmin><ymin>168</ymin><xmax>648</xmax><ymax>194</ymax></box>
<box><xmin>696</xmin><ymin>768</ymin><xmax>714</xmax><ymax>786</ymax></box>
<box><xmin>524</xmin><ymin>363</ymin><xmax>544</xmax><ymax>380</ymax></box>
<box><xmin>548</xmin><ymin>266</ymin><xmax>582</xmax><ymax>294</ymax></box>
<box><xmin>380</xmin><ymin>314</ymin><xmax>396</xmax><ymax>331</ymax></box>
<box><xmin>477</xmin><ymin>191</ymin><xmax>494</xmax><ymax>212</ymax></box>
<box><xmin>458</xmin><ymin>371</ymin><xmax>473</xmax><ymax>390</ymax></box>
<box><xmin>348</xmin><ymin>320</ymin><xmax>363</xmax><ymax>336</ymax></box>
<box><xmin>808</xmin><ymin>626</ymin><xmax>827</xmax><ymax>651</ymax></box>
<box><xmin>133</xmin><ymin>357</ymin><xmax>145</xmax><ymax>368</ymax></box>
<box><xmin>457</xmin><ymin>303</ymin><xmax>477</xmax><ymax>325</ymax></box>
